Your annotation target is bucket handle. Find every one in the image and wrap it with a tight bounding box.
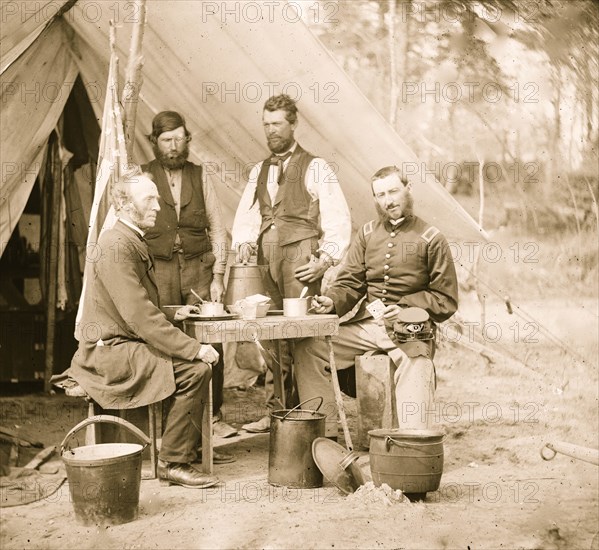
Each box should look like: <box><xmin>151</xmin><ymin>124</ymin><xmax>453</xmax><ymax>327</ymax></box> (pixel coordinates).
<box><xmin>61</xmin><ymin>414</ymin><xmax>151</xmax><ymax>454</ymax></box>
<box><xmin>281</xmin><ymin>396</ymin><xmax>324</xmax><ymax>420</ymax></box>
<box><xmin>385</xmin><ymin>435</ymin><xmax>446</xmax><ymax>452</ymax></box>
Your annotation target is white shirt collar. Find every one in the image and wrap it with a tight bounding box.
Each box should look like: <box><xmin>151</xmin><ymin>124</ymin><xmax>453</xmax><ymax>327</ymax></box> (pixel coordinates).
<box><xmin>118</xmin><ymin>217</ymin><xmax>145</xmax><ymax>237</ymax></box>
<box><xmin>389</xmin><ymin>217</ymin><xmax>405</xmax><ymax>226</ymax></box>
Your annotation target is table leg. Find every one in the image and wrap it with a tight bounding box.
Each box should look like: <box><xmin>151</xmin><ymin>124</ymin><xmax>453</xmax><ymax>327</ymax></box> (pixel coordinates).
<box><xmin>272</xmin><ymin>340</ymin><xmax>286</xmax><ymax>409</ymax></box>
<box><xmin>326</xmin><ymin>335</ymin><xmax>353</xmax><ymax>451</ymax></box>
<box><xmin>201</xmin><ymin>376</ymin><xmax>213</xmax><ymax>474</ymax></box>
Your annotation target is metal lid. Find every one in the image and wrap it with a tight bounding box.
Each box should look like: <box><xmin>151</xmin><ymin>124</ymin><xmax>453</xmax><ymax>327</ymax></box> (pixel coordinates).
<box><xmin>368</xmin><ymin>428</ymin><xmax>445</xmax><ymax>440</ymax></box>
<box><xmin>311</xmin><ymin>437</ymin><xmax>362</xmax><ymax>495</ymax></box>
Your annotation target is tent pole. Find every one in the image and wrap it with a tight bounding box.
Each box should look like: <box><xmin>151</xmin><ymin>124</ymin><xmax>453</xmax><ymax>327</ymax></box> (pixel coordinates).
<box><xmin>44</xmin><ymin>138</ymin><xmax>63</xmax><ymax>392</ymax></box>
<box><xmin>122</xmin><ymin>0</ymin><xmax>147</xmax><ymax>160</ymax></box>
<box><xmin>475</xmin><ymin>155</ymin><xmax>486</xmax><ymax>330</ymax></box>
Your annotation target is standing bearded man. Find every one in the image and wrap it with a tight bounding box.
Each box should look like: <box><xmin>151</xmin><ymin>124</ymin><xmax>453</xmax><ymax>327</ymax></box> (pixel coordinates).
<box><xmin>142</xmin><ymin>111</ymin><xmax>237</xmax><ymax>455</ymax></box>
<box><xmin>232</xmin><ymin>94</ymin><xmax>351</xmax><ymax>433</ymax></box>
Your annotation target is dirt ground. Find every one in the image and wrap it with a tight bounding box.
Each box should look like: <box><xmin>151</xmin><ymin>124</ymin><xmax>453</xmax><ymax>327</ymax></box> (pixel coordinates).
<box><xmin>1</xmin><ymin>296</ymin><xmax>598</xmax><ymax>550</ymax></box>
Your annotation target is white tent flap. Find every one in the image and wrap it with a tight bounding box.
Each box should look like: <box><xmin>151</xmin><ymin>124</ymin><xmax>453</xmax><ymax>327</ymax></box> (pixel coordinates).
<box><xmin>0</xmin><ymin>19</ymin><xmax>78</xmax><ymax>252</ymax></box>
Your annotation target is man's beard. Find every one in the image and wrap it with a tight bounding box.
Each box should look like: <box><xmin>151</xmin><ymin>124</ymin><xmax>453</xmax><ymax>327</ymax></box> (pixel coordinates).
<box><xmin>375</xmin><ymin>192</ymin><xmax>414</xmax><ymax>223</ymax></box>
<box><xmin>154</xmin><ymin>142</ymin><xmax>189</xmax><ymax>170</ymax></box>
<box><xmin>267</xmin><ymin>134</ymin><xmax>294</xmax><ymax>155</ymax></box>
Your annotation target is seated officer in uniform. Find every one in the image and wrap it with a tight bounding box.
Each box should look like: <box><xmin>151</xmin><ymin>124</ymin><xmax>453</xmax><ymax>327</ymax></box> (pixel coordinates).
<box><xmin>294</xmin><ymin>165</ymin><xmax>459</xmax><ymax>438</ymax></box>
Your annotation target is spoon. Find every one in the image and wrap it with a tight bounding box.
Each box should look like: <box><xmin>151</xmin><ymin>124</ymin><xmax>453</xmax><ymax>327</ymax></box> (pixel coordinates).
<box><xmin>190</xmin><ymin>288</ymin><xmax>205</xmax><ymax>304</ymax></box>
<box><xmin>299</xmin><ymin>286</ymin><xmax>309</xmax><ymax>299</ymax></box>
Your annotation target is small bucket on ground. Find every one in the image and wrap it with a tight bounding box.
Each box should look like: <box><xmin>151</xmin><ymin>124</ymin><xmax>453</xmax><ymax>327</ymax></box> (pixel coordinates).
<box><xmin>368</xmin><ymin>428</ymin><xmax>445</xmax><ymax>496</ymax></box>
<box><xmin>268</xmin><ymin>397</ymin><xmax>326</xmax><ymax>488</ymax></box>
<box><xmin>61</xmin><ymin>415</ymin><xmax>150</xmax><ymax>526</ymax></box>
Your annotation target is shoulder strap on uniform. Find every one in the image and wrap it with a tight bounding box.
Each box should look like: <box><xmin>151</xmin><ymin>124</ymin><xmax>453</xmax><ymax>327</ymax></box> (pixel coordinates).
<box><xmin>363</xmin><ymin>220</ymin><xmax>374</xmax><ymax>237</ymax></box>
<box><xmin>420</xmin><ymin>226</ymin><xmax>440</xmax><ymax>243</ymax></box>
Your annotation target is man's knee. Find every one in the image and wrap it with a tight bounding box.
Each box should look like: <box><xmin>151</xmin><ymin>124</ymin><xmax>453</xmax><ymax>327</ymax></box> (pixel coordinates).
<box><xmin>178</xmin><ymin>361</ymin><xmax>211</xmax><ymax>392</ymax></box>
<box><xmin>194</xmin><ymin>361</ymin><xmax>212</xmax><ymax>380</ymax></box>
<box><xmin>294</xmin><ymin>338</ymin><xmax>318</xmax><ymax>368</ymax></box>
<box><xmin>294</xmin><ymin>337</ymin><xmax>308</xmax><ymax>358</ymax></box>
<box><xmin>295</xmin><ymin>337</ymin><xmax>326</xmax><ymax>359</ymax></box>
<box><xmin>295</xmin><ymin>340</ymin><xmax>334</xmax><ymax>383</ymax></box>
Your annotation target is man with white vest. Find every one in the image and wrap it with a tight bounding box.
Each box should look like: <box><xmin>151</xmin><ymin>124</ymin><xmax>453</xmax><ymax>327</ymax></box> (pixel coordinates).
<box><xmin>232</xmin><ymin>94</ymin><xmax>351</xmax><ymax>433</ymax></box>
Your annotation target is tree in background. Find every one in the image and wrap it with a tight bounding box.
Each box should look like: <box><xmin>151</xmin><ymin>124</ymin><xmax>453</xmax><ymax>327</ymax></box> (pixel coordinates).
<box><xmin>308</xmin><ymin>0</ymin><xmax>598</xmax><ymax>233</ymax></box>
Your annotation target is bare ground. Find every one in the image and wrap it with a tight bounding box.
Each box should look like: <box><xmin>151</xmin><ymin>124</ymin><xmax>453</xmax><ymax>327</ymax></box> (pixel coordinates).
<box><xmin>1</xmin><ymin>296</ymin><xmax>598</xmax><ymax>550</ymax></box>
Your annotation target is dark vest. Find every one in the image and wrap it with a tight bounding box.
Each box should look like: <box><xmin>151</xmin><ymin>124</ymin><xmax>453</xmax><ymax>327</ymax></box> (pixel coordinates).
<box><xmin>142</xmin><ymin>159</ymin><xmax>210</xmax><ymax>260</ymax></box>
<box><xmin>256</xmin><ymin>144</ymin><xmax>319</xmax><ymax>247</ymax></box>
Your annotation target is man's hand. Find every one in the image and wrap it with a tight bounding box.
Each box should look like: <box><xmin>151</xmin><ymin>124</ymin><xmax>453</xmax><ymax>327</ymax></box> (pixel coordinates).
<box><xmin>237</xmin><ymin>242</ymin><xmax>257</xmax><ymax>264</ymax></box>
<box><xmin>197</xmin><ymin>344</ymin><xmax>219</xmax><ymax>365</ymax></box>
<box><xmin>294</xmin><ymin>254</ymin><xmax>332</xmax><ymax>283</ymax></box>
<box><xmin>310</xmin><ymin>295</ymin><xmax>334</xmax><ymax>314</ymax></box>
<box><xmin>174</xmin><ymin>304</ymin><xmax>201</xmax><ymax>320</ymax></box>
<box><xmin>382</xmin><ymin>304</ymin><xmax>403</xmax><ymax>323</ymax></box>
<box><xmin>210</xmin><ymin>274</ymin><xmax>225</xmax><ymax>302</ymax></box>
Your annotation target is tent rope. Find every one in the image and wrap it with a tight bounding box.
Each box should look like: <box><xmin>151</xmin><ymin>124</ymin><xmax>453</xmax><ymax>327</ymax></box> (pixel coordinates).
<box><xmin>455</xmin><ymin>259</ymin><xmax>594</xmax><ymax>366</ymax></box>
<box><xmin>446</xmin><ymin>335</ymin><xmax>535</xmax><ymax>372</ymax></box>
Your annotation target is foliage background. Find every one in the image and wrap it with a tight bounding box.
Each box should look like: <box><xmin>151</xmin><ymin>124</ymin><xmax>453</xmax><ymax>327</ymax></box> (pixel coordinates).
<box><xmin>305</xmin><ymin>0</ymin><xmax>598</xmax><ymax>301</ymax></box>
<box><xmin>306</xmin><ymin>0</ymin><xmax>598</xmax><ymax>231</ymax></box>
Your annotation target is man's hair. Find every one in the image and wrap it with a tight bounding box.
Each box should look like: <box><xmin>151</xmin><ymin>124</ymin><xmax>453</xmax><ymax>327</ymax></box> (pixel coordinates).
<box><xmin>147</xmin><ymin>111</ymin><xmax>191</xmax><ymax>144</ymax></box>
<box><xmin>370</xmin><ymin>165</ymin><xmax>409</xmax><ymax>187</ymax></box>
<box><xmin>111</xmin><ymin>165</ymin><xmax>146</xmax><ymax>211</ymax></box>
<box><xmin>263</xmin><ymin>94</ymin><xmax>298</xmax><ymax>124</ymax></box>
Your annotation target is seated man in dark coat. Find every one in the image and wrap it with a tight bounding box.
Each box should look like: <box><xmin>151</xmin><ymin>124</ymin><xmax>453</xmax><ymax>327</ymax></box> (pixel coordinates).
<box><xmin>69</xmin><ymin>168</ymin><xmax>219</xmax><ymax>489</ymax></box>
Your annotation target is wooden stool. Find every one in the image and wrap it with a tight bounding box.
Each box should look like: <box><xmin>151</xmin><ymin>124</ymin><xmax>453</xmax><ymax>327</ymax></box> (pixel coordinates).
<box><xmin>83</xmin><ymin>397</ymin><xmax>160</xmax><ymax>480</ymax></box>
<box><xmin>66</xmin><ymin>382</ymin><xmax>212</xmax><ymax>476</ymax></box>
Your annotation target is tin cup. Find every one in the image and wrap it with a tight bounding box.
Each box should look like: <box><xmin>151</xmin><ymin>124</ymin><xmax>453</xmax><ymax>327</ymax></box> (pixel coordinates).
<box><xmin>240</xmin><ymin>302</ymin><xmax>258</xmax><ymax>320</ymax></box>
<box><xmin>200</xmin><ymin>302</ymin><xmax>225</xmax><ymax>316</ymax></box>
<box><xmin>283</xmin><ymin>298</ymin><xmax>309</xmax><ymax>317</ymax></box>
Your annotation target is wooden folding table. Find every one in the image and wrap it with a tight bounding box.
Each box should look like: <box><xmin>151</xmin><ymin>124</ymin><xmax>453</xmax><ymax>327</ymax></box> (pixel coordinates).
<box><xmin>184</xmin><ymin>314</ymin><xmax>340</xmax><ymax>473</ymax></box>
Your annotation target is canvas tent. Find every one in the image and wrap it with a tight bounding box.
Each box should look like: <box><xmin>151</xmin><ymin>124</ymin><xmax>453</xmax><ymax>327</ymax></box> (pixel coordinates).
<box><xmin>1</xmin><ymin>0</ymin><xmax>485</xmax><ymax>254</ymax></box>
<box><xmin>1</xmin><ymin>0</ymin><xmax>486</xmax><ymax>383</ymax></box>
